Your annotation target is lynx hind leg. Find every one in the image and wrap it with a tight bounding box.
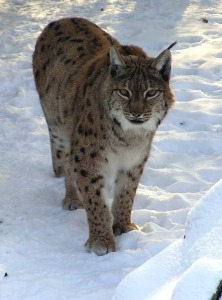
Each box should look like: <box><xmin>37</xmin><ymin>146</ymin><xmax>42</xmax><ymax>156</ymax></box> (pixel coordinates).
<box><xmin>62</xmin><ymin>161</ymin><xmax>84</xmax><ymax>210</ymax></box>
<box><xmin>47</xmin><ymin>125</ymin><xmax>69</xmax><ymax>178</ymax></box>
<box><xmin>62</xmin><ymin>190</ymin><xmax>84</xmax><ymax>210</ymax></box>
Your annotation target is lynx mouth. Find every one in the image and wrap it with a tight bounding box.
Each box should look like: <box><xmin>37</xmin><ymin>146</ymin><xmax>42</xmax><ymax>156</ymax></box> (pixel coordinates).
<box><xmin>128</xmin><ymin>119</ymin><xmax>145</xmax><ymax>124</ymax></box>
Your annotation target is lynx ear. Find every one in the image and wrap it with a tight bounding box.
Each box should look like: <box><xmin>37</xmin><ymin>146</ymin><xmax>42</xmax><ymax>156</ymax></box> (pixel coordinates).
<box><xmin>152</xmin><ymin>42</ymin><xmax>176</xmax><ymax>82</ymax></box>
<box><xmin>110</xmin><ymin>46</ymin><xmax>126</xmax><ymax>76</ymax></box>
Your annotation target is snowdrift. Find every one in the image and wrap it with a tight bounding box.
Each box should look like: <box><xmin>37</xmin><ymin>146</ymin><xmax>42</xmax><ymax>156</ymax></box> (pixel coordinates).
<box><xmin>114</xmin><ymin>179</ymin><xmax>222</xmax><ymax>300</ymax></box>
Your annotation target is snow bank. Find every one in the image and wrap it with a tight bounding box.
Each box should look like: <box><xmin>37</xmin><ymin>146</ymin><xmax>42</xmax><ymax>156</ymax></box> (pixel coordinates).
<box><xmin>114</xmin><ymin>179</ymin><xmax>222</xmax><ymax>300</ymax></box>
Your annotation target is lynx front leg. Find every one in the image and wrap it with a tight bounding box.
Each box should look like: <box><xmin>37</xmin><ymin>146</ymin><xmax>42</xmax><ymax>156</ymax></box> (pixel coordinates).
<box><xmin>76</xmin><ymin>171</ymin><xmax>115</xmax><ymax>255</ymax></box>
<box><xmin>112</xmin><ymin>161</ymin><xmax>146</xmax><ymax>236</ymax></box>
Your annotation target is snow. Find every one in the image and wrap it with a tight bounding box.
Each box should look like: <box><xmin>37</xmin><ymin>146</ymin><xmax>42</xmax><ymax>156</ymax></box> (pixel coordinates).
<box><xmin>114</xmin><ymin>179</ymin><xmax>222</xmax><ymax>300</ymax></box>
<box><xmin>0</xmin><ymin>0</ymin><xmax>222</xmax><ymax>299</ymax></box>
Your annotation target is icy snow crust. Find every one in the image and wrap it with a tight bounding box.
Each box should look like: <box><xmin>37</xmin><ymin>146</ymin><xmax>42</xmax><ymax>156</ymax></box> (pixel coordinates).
<box><xmin>1</xmin><ymin>0</ymin><xmax>222</xmax><ymax>299</ymax></box>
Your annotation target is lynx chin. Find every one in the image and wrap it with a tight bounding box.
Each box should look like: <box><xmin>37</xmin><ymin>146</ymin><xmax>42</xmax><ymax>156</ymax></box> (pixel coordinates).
<box><xmin>33</xmin><ymin>17</ymin><xmax>176</xmax><ymax>255</ymax></box>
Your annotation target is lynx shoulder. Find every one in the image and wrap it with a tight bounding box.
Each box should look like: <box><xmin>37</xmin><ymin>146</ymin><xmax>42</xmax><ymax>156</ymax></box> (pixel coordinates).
<box><xmin>33</xmin><ymin>17</ymin><xmax>176</xmax><ymax>255</ymax></box>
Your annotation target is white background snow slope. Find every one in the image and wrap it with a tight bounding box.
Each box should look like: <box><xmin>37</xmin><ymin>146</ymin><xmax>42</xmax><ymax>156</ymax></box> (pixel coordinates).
<box><xmin>0</xmin><ymin>0</ymin><xmax>222</xmax><ymax>299</ymax></box>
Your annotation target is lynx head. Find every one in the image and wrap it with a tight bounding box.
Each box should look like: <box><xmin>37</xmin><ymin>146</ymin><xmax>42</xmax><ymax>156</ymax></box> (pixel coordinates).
<box><xmin>108</xmin><ymin>43</ymin><xmax>176</xmax><ymax>131</ymax></box>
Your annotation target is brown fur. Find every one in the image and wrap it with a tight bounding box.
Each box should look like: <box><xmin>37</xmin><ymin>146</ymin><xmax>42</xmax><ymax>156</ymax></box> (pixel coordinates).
<box><xmin>33</xmin><ymin>17</ymin><xmax>175</xmax><ymax>255</ymax></box>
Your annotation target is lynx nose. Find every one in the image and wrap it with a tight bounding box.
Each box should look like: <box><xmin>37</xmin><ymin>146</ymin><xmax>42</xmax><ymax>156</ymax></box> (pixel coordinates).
<box><xmin>131</xmin><ymin>112</ymin><xmax>142</xmax><ymax>118</ymax></box>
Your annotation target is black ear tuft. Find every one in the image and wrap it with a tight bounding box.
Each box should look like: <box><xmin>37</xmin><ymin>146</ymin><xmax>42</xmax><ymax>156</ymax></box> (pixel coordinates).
<box><xmin>167</xmin><ymin>41</ymin><xmax>177</xmax><ymax>50</ymax></box>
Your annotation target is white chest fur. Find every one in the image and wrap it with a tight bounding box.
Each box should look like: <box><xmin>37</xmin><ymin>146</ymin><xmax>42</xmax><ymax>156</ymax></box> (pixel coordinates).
<box><xmin>105</xmin><ymin>141</ymin><xmax>147</xmax><ymax>185</ymax></box>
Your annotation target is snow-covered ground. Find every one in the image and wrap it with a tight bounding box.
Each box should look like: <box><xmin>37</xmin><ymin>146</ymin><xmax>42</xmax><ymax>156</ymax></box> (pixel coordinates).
<box><xmin>1</xmin><ymin>0</ymin><xmax>222</xmax><ymax>299</ymax></box>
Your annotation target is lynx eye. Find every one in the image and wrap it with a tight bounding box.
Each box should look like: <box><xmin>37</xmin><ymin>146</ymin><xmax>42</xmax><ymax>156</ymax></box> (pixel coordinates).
<box><xmin>144</xmin><ymin>90</ymin><xmax>160</xmax><ymax>100</ymax></box>
<box><xmin>117</xmin><ymin>89</ymin><xmax>131</xmax><ymax>99</ymax></box>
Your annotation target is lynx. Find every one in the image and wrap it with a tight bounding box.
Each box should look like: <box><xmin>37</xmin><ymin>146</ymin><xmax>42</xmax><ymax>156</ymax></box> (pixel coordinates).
<box><xmin>33</xmin><ymin>17</ymin><xmax>176</xmax><ymax>255</ymax></box>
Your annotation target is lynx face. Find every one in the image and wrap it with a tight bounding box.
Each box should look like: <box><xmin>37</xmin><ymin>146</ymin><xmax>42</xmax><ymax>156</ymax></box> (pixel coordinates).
<box><xmin>108</xmin><ymin>49</ymin><xmax>172</xmax><ymax>131</ymax></box>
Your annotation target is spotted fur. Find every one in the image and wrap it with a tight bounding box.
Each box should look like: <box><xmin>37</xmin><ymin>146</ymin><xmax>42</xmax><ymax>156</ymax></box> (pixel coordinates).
<box><xmin>33</xmin><ymin>17</ymin><xmax>176</xmax><ymax>255</ymax></box>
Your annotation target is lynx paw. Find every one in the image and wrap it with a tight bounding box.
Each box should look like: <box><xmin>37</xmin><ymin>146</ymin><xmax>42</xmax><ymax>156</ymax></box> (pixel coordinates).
<box><xmin>62</xmin><ymin>197</ymin><xmax>84</xmax><ymax>210</ymax></box>
<box><xmin>85</xmin><ymin>236</ymin><xmax>115</xmax><ymax>256</ymax></box>
<box><xmin>113</xmin><ymin>222</ymin><xmax>139</xmax><ymax>236</ymax></box>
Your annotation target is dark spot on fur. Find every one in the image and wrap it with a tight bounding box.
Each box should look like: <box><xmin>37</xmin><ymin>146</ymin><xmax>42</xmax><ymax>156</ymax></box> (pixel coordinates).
<box><xmin>70</xmin><ymin>38</ymin><xmax>83</xmax><ymax>43</ymax></box>
<box><xmin>127</xmin><ymin>172</ymin><xmax>133</xmax><ymax>178</ymax></box>
<box><xmin>54</xmin><ymin>24</ymin><xmax>61</xmax><ymax>31</ymax></box>
<box><xmin>111</xmin><ymin>68</ymin><xmax>117</xmax><ymax>77</ymax></box>
<box><xmin>45</xmin><ymin>83</ymin><xmax>51</xmax><ymax>93</ymax></box>
<box><xmin>112</xmin><ymin>126</ymin><xmax>126</xmax><ymax>143</ymax></box>
<box><xmin>87</xmin><ymin>113</ymin><xmax>94</xmax><ymax>124</ymax></box>
<box><xmin>41</xmin><ymin>44</ymin><xmax>46</xmax><ymax>52</ymax></box>
<box><xmin>65</xmin><ymin>59</ymin><xmax>72</xmax><ymax>64</ymax></box>
<box><xmin>57</xmin><ymin>48</ymin><xmax>64</xmax><ymax>56</ymax></box>
<box><xmin>64</xmin><ymin>36</ymin><xmax>71</xmax><ymax>41</ymax></box>
<box><xmin>63</xmin><ymin>108</ymin><xmax>69</xmax><ymax>117</ymax></box>
<box><xmin>96</xmin><ymin>189</ymin><xmax>101</xmax><ymax>196</ymax></box>
<box><xmin>34</xmin><ymin>70</ymin><xmax>40</xmax><ymax>79</ymax></box>
<box><xmin>80</xmin><ymin>147</ymin><xmax>85</xmax><ymax>154</ymax></box>
<box><xmin>43</xmin><ymin>59</ymin><xmax>50</xmax><ymax>71</ymax></box>
<box><xmin>86</xmin><ymin>99</ymin><xmax>91</xmax><ymax>107</ymax></box>
<box><xmin>77</xmin><ymin>46</ymin><xmax>84</xmax><ymax>51</ymax></box>
<box><xmin>78</xmin><ymin>125</ymin><xmax>83</xmax><ymax>134</ymax></box>
<box><xmin>88</xmin><ymin>128</ymin><xmax>93</xmax><ymax>135</ymax></box>
<box><xmin>70</xmin><ymin>18</ymin><xmax>79</xmax><ymax>25</ymax></box>
<box><xmin>80</xmin><ymin>170</ymin><xmax>88</xmax><ymax>177</ymax></box>
<box><xmin>57</xmin><ymin>36</ymin><xmax>70</xmax><ymax>43</ymax></box>
<box><xmin>122</xmin><ymin>45</ymin><xmax>134</xmax><ymax>55</ymax></box>
<box><xmin>56</xmin><ymin>150</ymin><xmax>62</xmax><ymax>159</ymax></box>
<box><xmin>91</xmin><ymin>175</ymin><xmax>103</xmax><ymax>184</ymax></box>
<box><xmin>55</xmin><ymin>31</ymin><xmax>63</xmax><ymax>36</ymax></box>
<box><xmin>83</xmin><ymin>82</ymin><xmax>88</xmax><ymax>96</ymax></box>
<box><xmin>90</xmin><ymin>152</ymin><xmax>97</xmax><ymax>158</ymax></box>
<box><xmin>75</xmin><ymin>156</ymin><xmax>81</xmax><ymax>163</ymax></box>
<box><xmin>86</xmin><ymin>63</ymin><xmax>96</xmax><ymax>77</ymax></box>
<box><xmin>92</xmin><ymin>37</ymin><xmax>102</xmax><ymax>47</ymax></box>
<box><xmin>48</xmin><ymin>21</ymin><xmax>56</xmax><ymax>28</ymax></box>
<box><xmin>79</xmin><ymin>53</ymin><xmax>86</xmax><ymax>59</ymax></box>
